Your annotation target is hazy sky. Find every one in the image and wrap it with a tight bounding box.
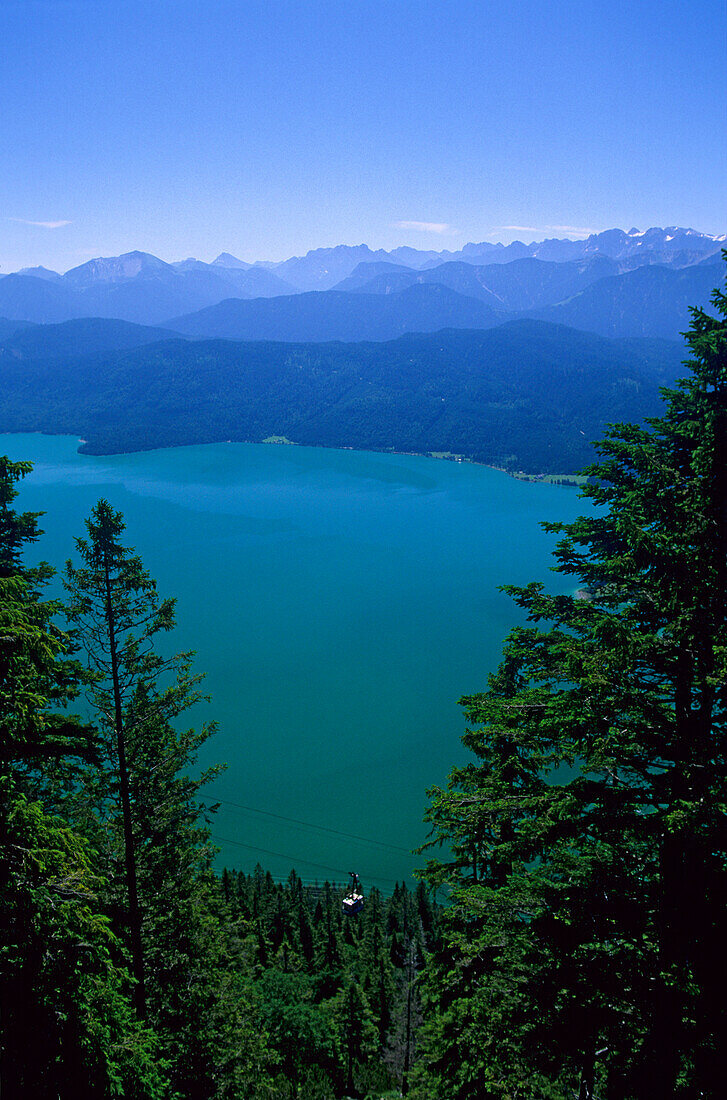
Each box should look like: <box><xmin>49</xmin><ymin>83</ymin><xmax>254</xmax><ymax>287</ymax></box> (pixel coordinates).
<box><xmin>2</xmin><ymin>0</ymin><xmax>725</xmax><ymax>273</ymax></box>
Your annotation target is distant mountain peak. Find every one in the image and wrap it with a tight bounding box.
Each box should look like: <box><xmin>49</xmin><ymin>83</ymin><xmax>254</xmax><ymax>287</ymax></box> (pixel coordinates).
<box><xmin>212</xmin><ymin>252</ymin><xmax>250</xmax><ymax>269</ymax></box>
<box><xmin>63</xmin><ymin>250</ymin><xmax>172</xmax><ymax>288</ymax></box>
<box><xmin>16</xmin><ymin>265</ymin><xmax>61</xmax><ymax>281</ymax></box>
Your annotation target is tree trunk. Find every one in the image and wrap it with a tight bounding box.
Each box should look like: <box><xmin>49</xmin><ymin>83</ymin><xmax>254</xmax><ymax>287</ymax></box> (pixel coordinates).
<box><xmin>103</xmin><ymin>556</ymin><xmax>146</xmax><ymax>1020</ymax></box>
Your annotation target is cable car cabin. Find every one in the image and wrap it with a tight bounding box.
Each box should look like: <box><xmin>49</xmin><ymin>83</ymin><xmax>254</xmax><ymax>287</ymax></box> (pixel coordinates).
<box><xmin>342</xmin><ymin>891</ymin><xmax>364</xmax><ymax>916</ymax></box>
<box><xmin>342</xmin><ymin>872</ymin><xmax>364</xmax><ymax>915</ymax></box>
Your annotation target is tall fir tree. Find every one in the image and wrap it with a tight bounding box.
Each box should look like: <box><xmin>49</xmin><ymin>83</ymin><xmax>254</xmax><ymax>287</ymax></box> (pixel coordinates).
<box><xmin>64</xmin><ymin>500</ymin><xmax>176</xmax><ymax>1018</ymax></box>
<box><xmin>64</xmin><ymin>500</ymin><xmax>273</xmax><ymax>1097</ymax></box>
<box><xmin>414</xmin><ymin>263</ymin><xmax>727</xmax><ymax>1099</ymax></box>
<box><xmin>0</xmin><ymin>460</ymin><xmax>167</xmax><ymax>1099</ymax></box>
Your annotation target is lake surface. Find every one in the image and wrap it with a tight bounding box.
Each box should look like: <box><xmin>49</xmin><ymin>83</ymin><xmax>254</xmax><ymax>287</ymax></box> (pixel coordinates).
<box><xmin>2</xmin><ymin>434</ymin><xmax>589</xmax><ymax>892</ymax></box>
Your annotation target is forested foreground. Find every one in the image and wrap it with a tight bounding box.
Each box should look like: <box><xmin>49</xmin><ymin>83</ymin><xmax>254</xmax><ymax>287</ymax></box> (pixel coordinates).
<box><xmin>1</xmin><ymin>266</ymin><xmax>726</xmax><ymax>1099</ymax></box>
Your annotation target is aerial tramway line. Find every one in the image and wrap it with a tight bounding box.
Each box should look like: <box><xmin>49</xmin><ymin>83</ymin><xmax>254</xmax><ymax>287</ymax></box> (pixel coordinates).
<box><xmin>204</xmin><ymin>793</ymin><xmax>412</xmax><ymax>899</ymax></box>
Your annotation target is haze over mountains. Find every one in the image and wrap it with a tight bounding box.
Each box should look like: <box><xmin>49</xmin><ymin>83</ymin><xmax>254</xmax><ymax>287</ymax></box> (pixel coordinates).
<box><xmin>0</xmin><ymin>226</ymin><xmax>722</xmax><ymax>336</ymax></box>
<box><xmin>0</xmin><ymin>225</ymin><xmax>723</xmax><ymax>473</ymax></box>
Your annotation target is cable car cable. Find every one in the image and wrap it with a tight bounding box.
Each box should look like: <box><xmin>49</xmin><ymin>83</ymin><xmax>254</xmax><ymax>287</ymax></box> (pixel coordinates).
<box><xmin>210</xmin><ymin>833</ymin><xmax>402</xmax><ymax>886</ymax></box>
<box><xmin>202</xmin><ymin>794</ymin><xmax>412</xmax><ymax>854</ymax></box>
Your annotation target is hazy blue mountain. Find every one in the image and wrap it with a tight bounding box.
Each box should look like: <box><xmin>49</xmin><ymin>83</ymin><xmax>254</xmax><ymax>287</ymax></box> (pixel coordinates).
<box><xmin>15</xmin><ymin>266</ymin><xmax>62</xmax><ymax>281</ymax></box>
<box><xmin>215</xmin><ymin>265</ymin><xmax>296</xmax><ymax>298</ymax></box>
<box><xmin>45</xmin><ymin>251</ymin><xmax>234</xmax><ymax>323</ymax></box>
<box><xmin>3</xmin><ymin>229</ymin><xmax>721</xmax><ymax>326</ymax></box>
<box><xmin>249</xmin><ymin>227</ymin><xmax>723</xmax><ymax>288</ymax></box>
<box><xmin>211</xmin><ymin>252</ymin><xmax>252</xmax><ymax>269</ymax></box>
<box><xmin>62</xmin><ymin>250</ymin><xmax>172</xmax><ymax>288</ymax></box>
<box><xmin>334</xmin><ymin>261</ymin><xmax>416</xmax><ymax>291</ymax></box>
<box><xmin>385</xmin><ymin>245</ymin><xmax>450</xmax><ymax>268</ymax></box>
<box><xmin>63</xmin><ymin>250</ymin><xmax>295</xmax><ymax>311</ymax></box>
<box><xmin>259</xmin><ymin>244</ymin><xmax>399</xmax><ymax>291</ymax></box>
<box><xmin>0</xmin><ymin>321</ymin><xmax>684</xmax><ymax>473</ymax></box>
<box><xmin>0</xmin><ymin>318</ymin><xmax>35</xmax><ymax>340</ymax></box>
<box><xmin>0</xmin><ymin>250</ymin><xmax>295</xmax><ymax>325</ymax></box>
<box><xmin>167</xmin><ymin>283</ymin><xmax>506</xmax><ymax>341</ymax></box>
<box><xmin>0</xmin><ymin>317</ymin><xmax>180</xmax><ymax>361</ymax></box>
<box><xmin>337</xmin><ymin>256</ymin><xmax>621</xmax><ymax>310</ymax></box>
<box><xmin>171</xmin><ymin>256</ymin><xmax>293</xmax><ymax>296</ymax></box>
<box><xmin>418</xmin><ymin>240</ymin><xmax>532</xmax><ymax>268</ymax></box>
<box><xmin>0</xmin><ymin>274</ymin><xmax>82</xmax><ymax>324</ymax></box>
<box><xmin>528</xmin><ymin>227</ymin><xmax>724</xmax><ymax>265</ymax></box>
<box><xmin>414</xmin><ymin>227</ymin><xmax>724</xmax><ymax>268</ymax></box>
<box><xmin>526</xmin><ymin>261</ymin><xmax>723</xmax><ymax>339</ymax></box>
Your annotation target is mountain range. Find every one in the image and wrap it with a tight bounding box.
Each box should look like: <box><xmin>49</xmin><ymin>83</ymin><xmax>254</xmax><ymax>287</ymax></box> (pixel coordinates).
<box><xmin>252</xmin><ymin>226</ymin><xmax>724</xmax><ymax>289</ymax></box>
<box><xmin>0</xmin><ymin>227</ymin><xmax>722</xmax><ymax>473</ymax></box>
<box><xmin>0</xmin><ymin>251</ymin><xmax>295</xmax><ymax>326</ymax></box>
<box><xmin>166</xmin><ymin>258</ymin><xmax>722</xmax><ymax>343</ymax></box>
<box><xmin>1</xmin><ymin>227</ymin><xmax>722</xmax><ymax>333</ymax></box>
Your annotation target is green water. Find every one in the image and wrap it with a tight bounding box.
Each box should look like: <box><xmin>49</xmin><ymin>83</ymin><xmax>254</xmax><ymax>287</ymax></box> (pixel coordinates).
<box><xmin>2</xmin><ymin>434</ymin><xmax>588</xmax><ymax>891</ymax></box>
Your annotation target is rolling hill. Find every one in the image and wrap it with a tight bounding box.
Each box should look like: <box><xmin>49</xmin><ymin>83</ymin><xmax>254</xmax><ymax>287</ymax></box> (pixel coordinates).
<box><xmin>167</xmin><ymin>283</ymin><xmax>507</xmax><ymax>341</ymax></box>
<box><xmin>0</xmin><ymin>317</ymin><xmax>181</xmax><ymax>361</ymax></box>
<box><xmin>0</xmin><ymin>321</ymin><xmax>685</xmax><ymax>473</ymax></box>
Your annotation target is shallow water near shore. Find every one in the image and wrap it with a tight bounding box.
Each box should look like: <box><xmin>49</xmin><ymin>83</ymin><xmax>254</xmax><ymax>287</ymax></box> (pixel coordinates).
<box><xmin>3</xmin><ymin>433</ymin><xmax>589</xmax><ymax>892</ymax></box>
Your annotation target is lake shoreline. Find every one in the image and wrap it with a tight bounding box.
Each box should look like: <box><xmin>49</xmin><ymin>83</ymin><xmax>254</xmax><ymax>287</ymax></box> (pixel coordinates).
<box><xmin>3</xmin><ymin>427</ymin><xmax>587</xmax><ymax>487</ymax></box>
<box><xmin>65</xmin><ymin>431</ymin><xmax>588</xmax><ymax>487</ymax></box>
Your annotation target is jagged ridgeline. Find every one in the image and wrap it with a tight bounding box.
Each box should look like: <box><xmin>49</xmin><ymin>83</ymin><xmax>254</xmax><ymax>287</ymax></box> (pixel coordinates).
<box><xmin>1</xmin><ymin>226</ymin><xmax>720</xmax><ymax>476</ymax></box>
<box><xmin>1</xmin><ymin>227</ymin><xmax>722</xmax><ymax>327</ymax></box>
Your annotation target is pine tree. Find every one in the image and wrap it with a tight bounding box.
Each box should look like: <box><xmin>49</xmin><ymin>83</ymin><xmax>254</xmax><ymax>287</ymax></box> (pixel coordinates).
<box><xmin>0</xmin><ymin>460</ymin><xmax>167</xmax><ymax>1099</ymax></box>
<box><xmin>64</xmin><ymin>500</ymin><xmax>177</xmax><ymax>1017</ymax></box>
<box><xmin>1</xmin><ymin>457</ymin><xmax>93</xmax><ymax>769</ymax></box>
<box><xmin>64</xmin><ymin>500</ymin><xmax>273</xmax><ymax>1097</ymax></box>
<box><xmin>415</xmin><ymin>264</ymin><xmax>727</xmax><ymax>1099</ymax></box>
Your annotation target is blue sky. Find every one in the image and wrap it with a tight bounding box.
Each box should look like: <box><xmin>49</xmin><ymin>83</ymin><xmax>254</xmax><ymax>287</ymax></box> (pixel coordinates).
<box><xmin>2</xmin><ymin>0</ymin><xmax>725</xmax><ymax>273</ymax></box>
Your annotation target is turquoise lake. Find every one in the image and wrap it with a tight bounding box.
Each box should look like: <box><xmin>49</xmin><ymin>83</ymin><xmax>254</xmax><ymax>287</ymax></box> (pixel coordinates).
<box><xmin>2</xmin><ymin>434</ymin><xmax>589</xmax><ymax>893</ymax></box>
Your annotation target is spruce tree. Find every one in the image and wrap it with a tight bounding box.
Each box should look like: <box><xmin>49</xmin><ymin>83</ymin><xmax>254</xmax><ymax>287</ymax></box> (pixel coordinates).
<box><xmin>415</xmin><ymin>264</ymin><xmax>727</xmax><ymax>1099</ymax></box>
<box><xmin>64</xmin><ymin>500</ymin><xmax>272</xmax><ymax>1097</ymax></box>
<box><xmin>0</xmin><ymin>461</ymin><xmax>167</xmax><ymax>1099</ymax></box>
<box><xmin>64</xmin><ymin>500</ymin><xmax>176</xmax><ymax>1017</ymax></box>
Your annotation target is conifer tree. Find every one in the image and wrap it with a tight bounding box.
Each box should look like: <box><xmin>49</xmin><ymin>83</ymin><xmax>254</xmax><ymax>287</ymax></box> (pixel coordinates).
<box><xmin>0</xmin><ymin>461</ymin><xmax>167</xmax><ymax>1099</ymax></box>
<box><xmin>64</xmin><ymin>501</ymin><xmax>272</xmax><ymax>1097</ymax></box>
<box><xmin>64</xmin><ymin>500</ymin><xmax>176</xmax><ymax>1017</ymax></box>
<box><xmin>415</xmin><ymin>265</ymin><xmax>727</xmax><ymax>1099</ymax></box>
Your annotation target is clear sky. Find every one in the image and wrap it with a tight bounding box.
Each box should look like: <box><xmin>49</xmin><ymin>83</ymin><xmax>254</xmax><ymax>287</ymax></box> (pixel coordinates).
<box><xmin>2</xmin><ymin>0</ymin><xmax>725</xmax><ymax>273</ymax></box>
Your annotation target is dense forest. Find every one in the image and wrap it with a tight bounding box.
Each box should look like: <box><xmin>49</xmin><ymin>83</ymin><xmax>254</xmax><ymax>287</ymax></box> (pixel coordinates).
<box><xmin>1</xmin><ymin>268</ymin><xmax>726</xmax><ymax>1098</ymax></box>
<box><xmin>0</xmin><ymin>319</ymin><xmax>684</xmax><ymax>473</ymax></box>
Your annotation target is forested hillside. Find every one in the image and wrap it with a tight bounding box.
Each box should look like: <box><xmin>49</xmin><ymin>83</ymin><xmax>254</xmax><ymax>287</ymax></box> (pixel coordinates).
<box><xmin>1</xmin><ymin>271</ymin><xmax>725</xmax><ymax>1099</ymax></box>
<box><xmin>0</xmin><ymin>320</ymin><xmax>684</xmax><ymax>473</ymax></box>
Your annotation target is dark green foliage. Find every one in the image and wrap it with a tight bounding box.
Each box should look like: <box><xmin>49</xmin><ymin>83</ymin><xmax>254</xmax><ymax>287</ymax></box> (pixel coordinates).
<box><xmin>414</xmin><ymin>263</ymin><xmax>727</xmax><ymax>1098</ymax></box>
<box><xmin>3</xmin><ymin>265</ymin><xmax>723</xmax><ymax>1098</ymax></box>
<box><xmin>63</xmin><ymin>502</ymin><xmax>273</xmax><ymax>1097</ymax></box>
<box><xmin>1</xmin><ymin>457</ymin><xmax>439</xmax><ymax>1098</ymax></box>
<box><xmin>225</xmin><ymin>868</ymin><xmax>440</xmax><ymax>1096</ymax></box>
<box><xmin>1</xmin><ymin>795</ymin><xmax>168</xmax><ymax>1100</ymax></box>
<box><xmin>0</xmin><ymin>458</ymin><xmax>168</xmax><ymax>1099</ymax></box>
<box><xmin>0</xmin><ymin>457</ymin><xmax>92</xmax><ymax>765</ymax></box>
<box><xmin>0</xmin><ymin>321</ymin><xmax>684</xmax><ymax>473</ymax></box>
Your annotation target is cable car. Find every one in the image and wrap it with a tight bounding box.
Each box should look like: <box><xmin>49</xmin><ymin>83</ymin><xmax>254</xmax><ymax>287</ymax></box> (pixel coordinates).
<box><xmin>342</xmin><ymin>871</ymin><xmax>364</xmax><ymax>915</ymax></box>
